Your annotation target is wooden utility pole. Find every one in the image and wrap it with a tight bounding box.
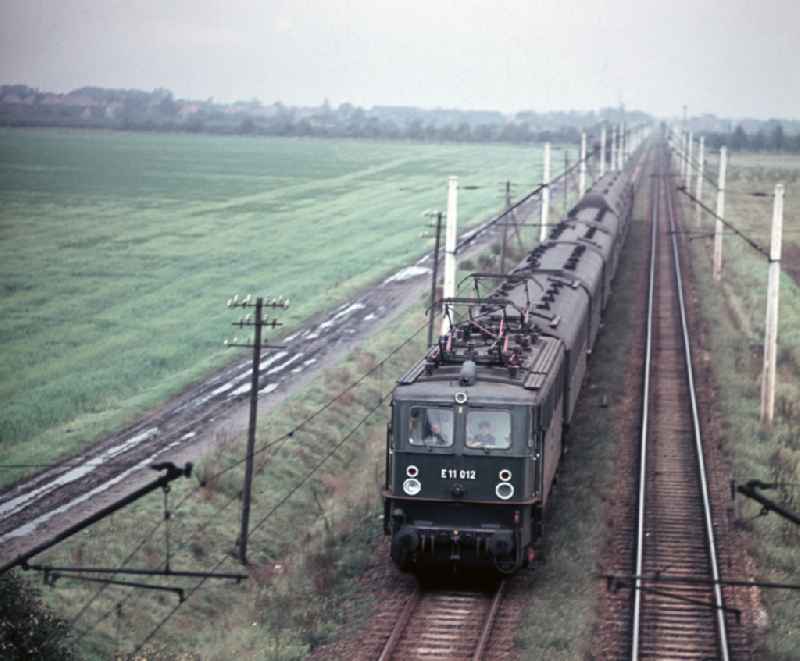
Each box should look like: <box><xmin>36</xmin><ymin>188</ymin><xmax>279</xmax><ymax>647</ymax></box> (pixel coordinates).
<box><xmin>499</xmin><ymin>181</ymin><xmax>511</xmax><ymax>273</ymax></box>
<box><xmin>600</xmin><ymin>126</ymin><xmax>607</xmax><ymax>177</ymax></box>
<box><xmin>713</xmin><ymin>147</ymin><xmax>728</xmax><ymax>282</ymax></box>
<box><xmin>579</xmin><ymin>131</ymin><xmax>587</xmax><ymax>197</ymax></box>
<box><xmin>540</xmin><ymin>143</ymin><xmax>551</xmax><ymax>242</ymax></box>
<box><xmin>226</xmin><ymin>294</ymin><xmax>288</xmax><ymax>564</ymax></box>
<box><xmin>695</xmin><ymin>136</ymin><xmax>705</xmax><ymax>227</ymax></box>
<box><xmin>760</xmin><ymin>184</ymin><xmax>785</xmax><ymax>427</ymax></box>
<box><xmin>563</xmin><ymin>150</ymin><xmax>569</xmax><ymax>215</ymax></box>
<box><xmin>622</xmin><ymin>123</ymin><xmax>627</xmax><ymax>165</ymax></box>
<box><xmin>611</xmin><ymin>126</ymin><xmax>617</xmax><ymax>171</ymax></box>
<box><xmin>685</xmin><ymin>131</ymin><xmax>694</xmax><ymax>193</ymax></box>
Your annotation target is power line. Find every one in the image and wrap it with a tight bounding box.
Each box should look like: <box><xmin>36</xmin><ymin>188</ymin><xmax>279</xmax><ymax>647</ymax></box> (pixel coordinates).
<box><xmin>667</xmin><ymin>140</ymin><xmax>720</xmax><ymax>191</ymax></box>
<box><xmin>675</xmin><ymin>186</ymin><xmax>770</xmax><ymax>260</ymax></box>
<box><xmin>456</xmin><ymin>138</ymin><xmax>602</xmax><ymax>253</ymax></box>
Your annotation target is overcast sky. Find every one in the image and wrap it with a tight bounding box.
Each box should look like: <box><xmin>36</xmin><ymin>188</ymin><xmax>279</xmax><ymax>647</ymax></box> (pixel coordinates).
<box><xmin>1</xmin><ymin>0</ymin><xmax>797</xmax><ymax>119</ymax></box>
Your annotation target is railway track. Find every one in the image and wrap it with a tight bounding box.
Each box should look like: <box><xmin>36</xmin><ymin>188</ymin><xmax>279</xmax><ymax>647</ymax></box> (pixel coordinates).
<box><xmin>629</xmin><ymin>143</ymin><xmax>730</xmax><ymax>659</ymax></box>
<box><xmin>376</xmin><ymin>581</ymin><xmax>506</xmax><ymax>661</ymax></box>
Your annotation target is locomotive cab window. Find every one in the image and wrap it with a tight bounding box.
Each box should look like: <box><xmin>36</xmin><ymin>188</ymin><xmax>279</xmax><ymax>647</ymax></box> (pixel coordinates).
<box><xmin>466</xmin><ymin>409</ymin><xmax>511</xmax><ymax>450</ymax></box>
<box><xmin>408</xmin><ymin>406</ymin><xmax>453</xmax><ymax>447</ymax></box>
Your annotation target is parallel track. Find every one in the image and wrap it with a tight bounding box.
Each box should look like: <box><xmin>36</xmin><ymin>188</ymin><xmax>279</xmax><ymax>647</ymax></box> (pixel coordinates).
<box><xmin>377</xmin><ymin>581</ymin><xmax>505</xmax><ymax>661</ymax></box>
<box><xmin>630</xmin><ymin>143</ymin><xmax>730</xmax><ymax>659</ymax></box>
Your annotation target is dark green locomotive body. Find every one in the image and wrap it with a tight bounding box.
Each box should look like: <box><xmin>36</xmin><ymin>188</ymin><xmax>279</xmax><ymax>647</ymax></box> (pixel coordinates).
<box><xmin>384</xmin><ymin>339</ymin><xmax>566</xmax><ymax>572</ymax></box>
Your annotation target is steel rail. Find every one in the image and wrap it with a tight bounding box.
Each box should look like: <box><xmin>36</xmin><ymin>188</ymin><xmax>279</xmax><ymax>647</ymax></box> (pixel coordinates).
<box><xmin>377</xmin><ymin>587</ymin><xmax>420</xmax><ymax>661</ymax></box>
<box><xmin>376</xmin><ymin>581</ymin><xmax>505</xmax><ymax>661</ymax></box>
<box><xmin>630</xmin><ymin>146</ymin><xmax>659</xmax><ymax>660</ymax></box>
<box><xmin>664</xmin><ymin>163</ymin><xmax>730</xmax><ymax>660</ymax></box>
<box><xmin>472</xmin><ymin>579</ymin><xmax>505</xmax><ymax>661</ymax></box>
<box><xmin>630</xmin><ymin>142</ymin><xmax>730</xmax><ymax>660</ymax></box>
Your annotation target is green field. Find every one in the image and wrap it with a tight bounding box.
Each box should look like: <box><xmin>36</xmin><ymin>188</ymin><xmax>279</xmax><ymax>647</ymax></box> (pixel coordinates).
<box><xmin>686</xmin><ymin>151</ymin><xmax>800</xmax><ymax>658</ymax></box>
<box><xmin>0</xmin><ymin>128</ymin><xmax>573</xmax><ymax>482</ymax></box>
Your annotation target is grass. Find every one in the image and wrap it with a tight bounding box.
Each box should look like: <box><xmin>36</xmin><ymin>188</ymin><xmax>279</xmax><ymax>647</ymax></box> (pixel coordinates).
<box><xmin>684</xmin><ymin>150</ymin><xmax>800</xmax><ymax>659</ymax></box>
<box><xmin>0</xmin><ymin>128</ymin><xmax>578</xmax><ymax>487</ymax></box>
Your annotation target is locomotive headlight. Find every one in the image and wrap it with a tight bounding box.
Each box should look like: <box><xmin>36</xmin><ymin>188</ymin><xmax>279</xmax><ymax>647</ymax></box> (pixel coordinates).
<box><xmin>403</xmin><ymin>478</ymin><xmax>422</xmax><ymax>496</ymax></box>
<box><xmin>495</xmin><ymin>482</ymin><xmax>515</xmax><ymax>500</ymax></box>
<box><xmin>406</xmin><ymin>465</ymin><xmax>419</xmax><ymax>478</ymax></box>
<box><xmin>498</xmin><ymin>469</ymin><xmax>512</xmax><ymax>482</ymax></box>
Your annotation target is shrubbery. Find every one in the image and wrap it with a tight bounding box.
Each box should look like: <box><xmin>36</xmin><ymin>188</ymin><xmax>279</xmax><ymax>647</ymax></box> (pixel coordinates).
<box><xmin>0</xmin><ymin>572</ymin><xmax>76</xmax><ymax>661</ymax></box>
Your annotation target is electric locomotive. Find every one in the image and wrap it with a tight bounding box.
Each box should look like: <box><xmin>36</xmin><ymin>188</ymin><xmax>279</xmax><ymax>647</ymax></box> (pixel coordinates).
<box><xmin>383</xmin><ymin>169</ymin><xmax>634</xmax><ymax>573</ymax></box>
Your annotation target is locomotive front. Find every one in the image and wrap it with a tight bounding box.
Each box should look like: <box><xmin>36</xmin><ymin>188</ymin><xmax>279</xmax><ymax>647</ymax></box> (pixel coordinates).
<box><xmin>384</xmin><ymin>367</ymin><xmax>541</xmax><ymax>573</ymax></box>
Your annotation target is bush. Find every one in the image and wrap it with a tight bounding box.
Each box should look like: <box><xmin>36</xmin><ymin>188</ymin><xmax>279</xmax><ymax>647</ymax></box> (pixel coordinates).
<box><xmin>0</xmin><ymin>572</ymin><xmax>76</xmax><ymax>661</ymax></box>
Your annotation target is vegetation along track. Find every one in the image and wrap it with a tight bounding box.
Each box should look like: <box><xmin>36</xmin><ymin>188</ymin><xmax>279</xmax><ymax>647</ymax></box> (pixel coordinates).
<box><xmin>624</xmin><ymin>142</ymin><xmax>748</xmax><ymax>659</ymax></box>
<box><xmin>374</xmin><ymin>580</ymin><xmax>508</xmax><ymax>661</ymax></box>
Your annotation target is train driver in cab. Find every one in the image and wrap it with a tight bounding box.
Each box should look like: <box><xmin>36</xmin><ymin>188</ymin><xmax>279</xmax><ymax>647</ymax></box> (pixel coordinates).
<box><xmin>472</xmin><ymin>420</ymin><xmax>497</xmax><ymax>446</ymax></box>
<box><xmin>466</xmin><ymin>412</ymin><xmax>510</xmax><ymax>449</ymax></box>
<box><xmin>409</xmin><ymin>407</ymin><xmax>452</xmax><ymax>447</ymax></box>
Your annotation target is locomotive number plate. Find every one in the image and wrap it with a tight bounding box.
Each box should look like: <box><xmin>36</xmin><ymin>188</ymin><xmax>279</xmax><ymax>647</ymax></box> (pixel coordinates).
<box><xmin>441</xmin><ymin>468</ymin><xmax>476</xmax><ymax>480</ymax></box>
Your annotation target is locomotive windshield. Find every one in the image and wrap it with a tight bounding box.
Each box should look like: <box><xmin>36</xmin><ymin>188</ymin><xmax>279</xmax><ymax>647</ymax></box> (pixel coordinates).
<box><xmin>408</xmin><ymin>406</ymin><xmax>453</xmax><ymax>447</ymax></box>
<box><xmin>466</xmin><ymin>409</ymin><xmax>511</xmax><ymax>449</ymax></box>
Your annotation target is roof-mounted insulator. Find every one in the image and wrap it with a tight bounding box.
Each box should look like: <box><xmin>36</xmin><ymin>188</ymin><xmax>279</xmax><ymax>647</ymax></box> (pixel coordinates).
<box><xmin>459</xmin><ymin>360</ymin><xmax>477</xmax><ymax>386</ymax></box>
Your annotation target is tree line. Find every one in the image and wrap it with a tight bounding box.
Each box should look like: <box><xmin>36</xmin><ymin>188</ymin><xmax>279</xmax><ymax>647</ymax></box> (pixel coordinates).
<box><xmin>700</xmin><ymin>123</ymin><xmax>800</xmax><ymax>152</ymax></box>
<box><xmin>0</xmin><ymin>84</ymin><xmax>649</xmax><ymax>145</ymax></box>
